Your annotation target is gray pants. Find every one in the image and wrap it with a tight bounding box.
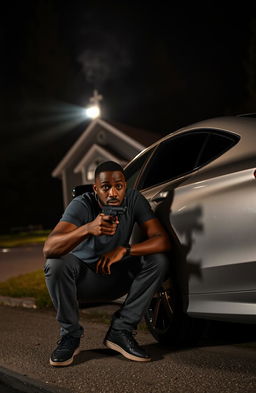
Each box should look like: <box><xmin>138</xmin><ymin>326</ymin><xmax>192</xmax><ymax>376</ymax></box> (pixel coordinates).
<box><xmin>44</xmin><ymin>253</ymin><xmax>170</xmax><ymax>337</ymax></box>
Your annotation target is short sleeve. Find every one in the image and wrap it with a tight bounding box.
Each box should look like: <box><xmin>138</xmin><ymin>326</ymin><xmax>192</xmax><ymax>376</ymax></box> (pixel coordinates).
<box><xmin>60</xmin><ymin>197</ymin><xmax>90</xmax><ymax>227</ymax></box>
<box><xmin>133</xmin><ymin>191</ymin><xmax>155</xmax><ymax>224</ymax></box>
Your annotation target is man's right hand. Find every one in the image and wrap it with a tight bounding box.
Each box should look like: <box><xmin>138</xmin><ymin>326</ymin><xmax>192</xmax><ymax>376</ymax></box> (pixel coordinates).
<box><xmin>43</xmin><ymin>214</ymin><xmax>119</xmax><ymax>258</ymax></box>
<box><xmin>86</xmin><ymin>213</ymin><xmax>119</xmax><ymax>236</ymax></box>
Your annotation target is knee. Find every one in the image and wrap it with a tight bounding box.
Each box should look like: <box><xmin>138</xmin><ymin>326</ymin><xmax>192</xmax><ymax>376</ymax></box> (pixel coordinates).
<box><xmin>44</xmin><ymin>257</ymin><xmax>65</xmax><ymax>279</ymax></box>
<box><xmin>143</xmin><ymin>253</ymin><xmax>170</xmax><ymax>277</ymax></box>
<box><xmin>44</xmin><ymin>255</ymin><xmax>77</xmax><ymax>280</ymax></box>
<box><xmin>45</xmin><ymin>254</ymin><xmax>82</xmax><ymax>281</ymax></box>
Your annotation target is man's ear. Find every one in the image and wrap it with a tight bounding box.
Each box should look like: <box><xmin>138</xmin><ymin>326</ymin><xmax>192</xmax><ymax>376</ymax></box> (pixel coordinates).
<box><xmin>93</xmin><ymin>184</ymin><xmax>97</xmax><ymax>193</ymax></box>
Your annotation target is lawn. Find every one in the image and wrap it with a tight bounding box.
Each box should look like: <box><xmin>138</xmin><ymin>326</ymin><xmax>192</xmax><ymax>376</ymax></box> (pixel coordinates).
<box><xmin>0</xmin><ymin>271</ymin><xmax>148</xmax><ymax>329</ymax></box>
<box><xmin>0</xmin><ymin>230</ymin><xmax>50</xmax><ymax>248</ymax></box>
<box><xmin>0</xmin><ymin>270</ymin><xmax>52</xmax><ymax>308</ymax></box>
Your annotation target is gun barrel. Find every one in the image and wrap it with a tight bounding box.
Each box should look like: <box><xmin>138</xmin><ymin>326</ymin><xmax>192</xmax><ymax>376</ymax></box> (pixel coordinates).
<box><xmin>102</xmin><ymin>206</ymin><xmax>127</xmax><ymax>216</ymax></box>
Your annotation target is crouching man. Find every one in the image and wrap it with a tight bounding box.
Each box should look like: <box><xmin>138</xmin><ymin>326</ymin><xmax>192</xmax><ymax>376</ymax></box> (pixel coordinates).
<box><xmin>43</xmin><ymin>161</ymin><xmax>171</xmax><ymax>366</ymax></box>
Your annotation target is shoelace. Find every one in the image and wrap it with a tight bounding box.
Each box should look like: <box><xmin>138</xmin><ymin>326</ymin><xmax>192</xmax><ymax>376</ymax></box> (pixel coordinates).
<box><xmin>56</xmin><ymin>335</ymin><xmax>78</xmax><ymax>350</ymax></box>
<box><xmin>122</xmin><ymin>331</ymin><xmax>139</xmax><ymax>349</ymax></box>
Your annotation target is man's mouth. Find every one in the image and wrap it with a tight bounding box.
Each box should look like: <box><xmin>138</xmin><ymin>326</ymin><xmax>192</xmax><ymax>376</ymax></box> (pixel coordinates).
<box><xmin>107</xmin><ymin>199</ymin><xmax>119</xmax><ymax>205</ymax></box>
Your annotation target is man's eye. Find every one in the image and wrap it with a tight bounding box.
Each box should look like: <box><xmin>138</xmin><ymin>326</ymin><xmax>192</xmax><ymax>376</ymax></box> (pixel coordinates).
<box><xmin>116</xmin><ymin>184</ymin><xmax>123</xmax><ymax>190</ymax></box>
<box><xmin>102</xmin><ymin>185</ymin><xmax>110</xmax><ymax>191</ymax></box>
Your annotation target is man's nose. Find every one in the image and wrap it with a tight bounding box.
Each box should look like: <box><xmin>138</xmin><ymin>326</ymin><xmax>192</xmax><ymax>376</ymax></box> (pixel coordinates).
<box><xmin>109</xmin><ymin>187</ymin><xmax>117</xmax><ymax>197</ymax></box>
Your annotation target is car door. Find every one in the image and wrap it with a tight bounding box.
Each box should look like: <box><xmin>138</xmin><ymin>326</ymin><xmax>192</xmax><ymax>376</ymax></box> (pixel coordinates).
<box><xmin>134</xmin><ymin>129</ymin><xmax>245</xmax><ymax>316</ymax></box>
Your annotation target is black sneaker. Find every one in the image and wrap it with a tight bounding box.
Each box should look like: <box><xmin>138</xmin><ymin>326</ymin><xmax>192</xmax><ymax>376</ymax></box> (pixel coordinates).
<box><xmin>104</xmin><ymin>329</ymin><xmax>151</xmax><ymax>362</ymax></box>
<box><xmin>50</xmin><ymin>335</ymin><xmax>80</xmax><ymax>367</ymax></box>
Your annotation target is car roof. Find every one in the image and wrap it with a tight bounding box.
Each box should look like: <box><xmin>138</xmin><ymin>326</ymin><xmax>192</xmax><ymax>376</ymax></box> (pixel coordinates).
<box><xmin>129</xmin><ymin>115</ymin><xmax>256</xmax><ymax>156</ymax></box>
<box><xmin>125</xmin><ymin>115</ymin><xmax>256</xmax><ymax>179</ymax></box>
<box><xmin>161</xmin><ymin>115</ymin><xmax>256</xmax><ymax>142</ymax></box>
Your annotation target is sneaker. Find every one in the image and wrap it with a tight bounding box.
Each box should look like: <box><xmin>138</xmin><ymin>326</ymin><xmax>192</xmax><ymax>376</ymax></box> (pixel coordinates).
<box><xmin>50</xmin><ymin>335</ymin><xmax>80</xmax><ymax>367</ymax></box>
<box><xmin>104</xmin><ymin>328</ymin><xmax>151</xmax><ymax>362</ymax></box>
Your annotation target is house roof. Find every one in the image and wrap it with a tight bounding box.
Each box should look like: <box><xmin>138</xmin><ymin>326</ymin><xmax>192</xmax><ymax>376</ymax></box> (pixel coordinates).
<box><xmin>108</xmin><ymin>121</ymin><xmax>160</xmax><ymax>146</ymax></box>
<box><xmin>73</xmin><ymin>144</ymin><xmax>122</xmax><ymax>174</ymax></box>
<box><xmin>52</xmin><ymin>118</ymin><xmax>160</xmax><ymax>177</ymax></box>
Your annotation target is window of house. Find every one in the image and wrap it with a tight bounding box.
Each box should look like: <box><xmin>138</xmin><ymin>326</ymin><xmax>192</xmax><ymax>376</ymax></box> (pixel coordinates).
<box><xmin>138</xmin><ymin>130</ymin><xmax>239</xmax><ymax>189</ymax></box>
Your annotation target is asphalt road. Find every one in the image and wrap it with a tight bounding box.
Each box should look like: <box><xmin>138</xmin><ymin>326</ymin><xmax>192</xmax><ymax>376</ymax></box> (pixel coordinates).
<box><xmin>1</xmin><ymin>248</ymin><xmax>256</xmax><ymax>392</ymax></box>
<box><xmin>0</xmin><ymin>245</ymin><xmax>44</xmax><ymax>281</ymax></box>
<box><xmin>0</xmin><ymin>306</ymin><xmax>256</xmax><ymax>393</ymax></box>
<box><xmin>0</xmin><ymin>382</ymin><xmax>21</xmax><ymax>393</ymax></box>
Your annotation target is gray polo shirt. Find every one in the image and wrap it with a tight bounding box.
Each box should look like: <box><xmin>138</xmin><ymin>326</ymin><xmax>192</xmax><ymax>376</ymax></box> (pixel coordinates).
<box><xmin>60</xmin><ymin>189</ymin><xmax>155</xmax><ymax>264</ymax></box>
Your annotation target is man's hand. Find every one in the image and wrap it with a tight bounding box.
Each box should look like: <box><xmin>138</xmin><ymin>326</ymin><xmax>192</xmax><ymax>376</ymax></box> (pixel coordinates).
<box><xmin>43</xmin><ymin>214</ymin><xmax>120</xmax><ymax>258</ymax></box>
<box><xmin>96</xmin><ymin>246</ymin><xmax>126</xmax><ymax>275</ymax></box>
<box><xmin>87</xmin><ymin>213</ymin><xmax>119</xmax><ymax>236</ymax></box>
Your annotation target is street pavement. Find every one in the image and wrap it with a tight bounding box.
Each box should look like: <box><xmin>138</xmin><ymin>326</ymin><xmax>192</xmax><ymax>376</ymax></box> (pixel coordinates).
<box><xmin>0</xmin><ymin>245</ymin><xmax>44</xmax><ymax>282</ymax></box>
<box><xmin>1</xmin><ymin>248</ymin><xmax>256</xmax><ymax>393</ymax></box>
<box><xmin>1</xmin><ymin>305</ymin><xmax>256</xmax><ymax>393</ymax></box>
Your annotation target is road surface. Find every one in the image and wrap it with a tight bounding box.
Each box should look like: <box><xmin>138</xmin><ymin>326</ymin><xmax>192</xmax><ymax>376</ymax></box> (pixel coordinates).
<box><xmin>0</xmin><ymin>245</ymin><xmax>44</xmax><ymax>281</ymax></box>
<box><xmin>0</xmin><ymin>306</ymin><xmax>256</xmax><ymax>393</ymax></box>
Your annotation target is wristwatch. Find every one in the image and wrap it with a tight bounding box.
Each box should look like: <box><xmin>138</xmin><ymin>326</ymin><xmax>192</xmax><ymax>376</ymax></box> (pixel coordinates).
<box><xmin>125</xmin><ymin>244</ymin><xmax>131</xmax><ymax>256</ymax></box>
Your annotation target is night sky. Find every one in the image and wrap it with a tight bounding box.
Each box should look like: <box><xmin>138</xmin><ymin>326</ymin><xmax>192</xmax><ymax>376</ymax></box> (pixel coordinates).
<box><xmin>1</xmin><ymin>1</ymin><xmax>256</xmax><ymax>232</ymax></box>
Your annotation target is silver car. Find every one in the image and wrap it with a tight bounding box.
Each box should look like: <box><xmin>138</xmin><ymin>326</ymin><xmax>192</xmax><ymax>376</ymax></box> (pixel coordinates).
<box><xmin>124</xmin><ymin>114</ymin><xmax>256</xmax><ymax>344</ymax></box>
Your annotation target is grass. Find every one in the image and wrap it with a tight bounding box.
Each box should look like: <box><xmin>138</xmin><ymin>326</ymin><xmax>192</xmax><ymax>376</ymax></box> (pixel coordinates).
<box><xmin>0</xmin><ymin>270</ymin><xmax>148</xmax><ymax>329</ymax></box>
<box><xmin>0</xmin><ymin>230</ymin><xmax>50</xmax><ymax>248</ymax></box>
<box><xmin>0</xmin><ymin>270</ymin><xmax>52</xmax><ymax>308</ymax></box>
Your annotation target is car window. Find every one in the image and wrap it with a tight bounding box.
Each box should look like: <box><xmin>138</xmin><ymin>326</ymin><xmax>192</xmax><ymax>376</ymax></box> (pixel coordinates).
<box><xmin>137</xmin><ymin>130</ymin><xmax>239</xmax><ymax>190</ymax></box>
<box><xmin>197</xmin><ymin>132</ymin><xmax>239</xmax><ymax>167</ymax></box>
<box><xmin>124</xmin><ymin>147</ymin><xmax>155</xmax><ymax>188</ymax></box>
<box><xmin>138</xmin><ymin>132</ymin><xmax>208</xmax><ymax>189</ymax></box>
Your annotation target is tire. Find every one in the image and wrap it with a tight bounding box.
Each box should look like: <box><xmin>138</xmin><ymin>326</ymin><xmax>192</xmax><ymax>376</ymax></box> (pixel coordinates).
<box><xmin>145</xmin><ymin>281</ymin><xmax>203</xmax><ymax>347</ymax></box>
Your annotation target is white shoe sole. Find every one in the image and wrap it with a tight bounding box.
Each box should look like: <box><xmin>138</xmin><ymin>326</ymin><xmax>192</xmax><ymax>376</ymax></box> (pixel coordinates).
<box><xmin>50</xmin><ymin>347</ymin><xmax>80</xmax><ymax>367</ymax></box>
<box><xmin>104</xmin><ymin>340</ymin><xmax>151</xmax><ymax>362</ymax></box>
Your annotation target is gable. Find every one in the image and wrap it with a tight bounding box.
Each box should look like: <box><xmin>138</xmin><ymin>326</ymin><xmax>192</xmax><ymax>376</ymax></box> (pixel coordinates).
<box><xmin>52</xmin><ymin>119</ymin><xmax>146</xmax><ymax>177</ymax></box>
<box><xmin>73</xmin><ymin>144</ymin><xmax>125</xmax><ymax>183</ymax></box>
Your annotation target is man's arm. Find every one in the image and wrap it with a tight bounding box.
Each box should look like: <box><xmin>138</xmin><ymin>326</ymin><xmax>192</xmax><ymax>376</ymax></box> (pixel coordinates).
<box><xmin>96</xmin><ymin>218</ymin><xmax>171</xmax><ymax>274</ymax></box>
<box><xmin>43</xmin><ymin>214</ymin><xmax>118</xmax><ymax>258</ymax></box>
<box><xmin>128</xmin><ymin>217</ymin><xmax>171</xmax><ymax>256</ymax></box>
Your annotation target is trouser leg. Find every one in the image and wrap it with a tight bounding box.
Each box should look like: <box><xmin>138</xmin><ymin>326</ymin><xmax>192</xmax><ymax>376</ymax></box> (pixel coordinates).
<box><xmin>111</xmin><ymin>253</ymin><xmax>170</xmax><ymax>331</ymax></box>
<box><xmin>44</xmin><ymin>254</ymin><xmax>84</xmax><ymax>337</ymax></box>
<box><xmin>44</xmin><ymin>252</ymin><xmax>170</xmax><ymax>336</ymax></box>
<box><xmin>44</xmin><ymin>254</ymin><xmax>134</xmax><ymax>337</ymax></box>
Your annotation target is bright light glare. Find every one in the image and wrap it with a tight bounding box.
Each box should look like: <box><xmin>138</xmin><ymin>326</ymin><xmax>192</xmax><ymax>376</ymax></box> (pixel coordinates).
<box><xmin>85</xmin><ymin>105</ymin><xmax>101</xmax><ymax>119</ymax></box>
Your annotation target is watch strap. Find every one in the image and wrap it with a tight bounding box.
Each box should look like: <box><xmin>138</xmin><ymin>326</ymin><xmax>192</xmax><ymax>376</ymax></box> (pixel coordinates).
<box><xmin>125</xmin><ymin>244</ymin><xmax>131</xmax><ymax>256</ymax></box>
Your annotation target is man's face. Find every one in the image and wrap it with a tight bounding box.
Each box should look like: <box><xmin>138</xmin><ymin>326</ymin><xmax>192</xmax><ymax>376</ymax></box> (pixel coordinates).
<box><xmin>93</xmin><ymin>171</ymin><xmax>127</xmax><ymax>206</ymax></box>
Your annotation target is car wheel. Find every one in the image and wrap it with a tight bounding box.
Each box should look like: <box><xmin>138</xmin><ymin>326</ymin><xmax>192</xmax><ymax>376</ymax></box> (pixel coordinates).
<box><xmin>145</xmin><ymin>281</ymin><xmax>204</xmax><ymax>347</ymax></box>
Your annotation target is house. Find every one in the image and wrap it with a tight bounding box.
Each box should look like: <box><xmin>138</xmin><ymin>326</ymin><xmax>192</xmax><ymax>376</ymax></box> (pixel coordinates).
<box><xmin>52</xmin><ymin>118</ymin><xmax>160</xmax><ymax>207</ymax></box>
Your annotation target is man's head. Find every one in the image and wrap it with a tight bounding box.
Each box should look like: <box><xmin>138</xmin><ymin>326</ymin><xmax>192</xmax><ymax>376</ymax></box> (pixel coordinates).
<box><xmin>93</xmin><ymin>161</ymin><xmax>126</xmax><ymax>206</ymax></box>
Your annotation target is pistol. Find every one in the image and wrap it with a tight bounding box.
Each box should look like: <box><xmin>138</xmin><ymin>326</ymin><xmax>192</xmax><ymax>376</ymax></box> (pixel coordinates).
<box><xmin>102</xmin><ymin>205</ymin><xmax>127</xmax><ymax>222</ymax></box>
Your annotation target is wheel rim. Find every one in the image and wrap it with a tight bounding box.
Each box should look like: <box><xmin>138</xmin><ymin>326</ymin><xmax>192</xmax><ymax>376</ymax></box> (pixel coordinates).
<box><xmin>147</xmin><ymin>288</ymin><xmax>175</xmax><ymax>335</ymax></box>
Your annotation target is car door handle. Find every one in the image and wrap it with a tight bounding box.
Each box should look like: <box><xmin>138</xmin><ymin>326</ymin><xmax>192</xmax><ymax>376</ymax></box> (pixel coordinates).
<box><xmin>151</xmin><ymin>191</ymin><xmax>169</xmax><ymax>203</ymax></box>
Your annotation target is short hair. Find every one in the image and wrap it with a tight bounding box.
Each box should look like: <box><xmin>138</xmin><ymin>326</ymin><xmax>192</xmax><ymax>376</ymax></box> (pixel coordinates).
<box><xmin>94</xmin><ymin>161</ymin><xmax>125</xmax><ymax>180</ymax></box>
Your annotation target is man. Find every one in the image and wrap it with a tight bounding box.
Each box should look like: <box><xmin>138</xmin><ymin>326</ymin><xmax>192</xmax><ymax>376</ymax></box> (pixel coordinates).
<box><xmin>43</xmin><ymin>161</ymin><xmax>171</xmax><ymax>366</ymax></box>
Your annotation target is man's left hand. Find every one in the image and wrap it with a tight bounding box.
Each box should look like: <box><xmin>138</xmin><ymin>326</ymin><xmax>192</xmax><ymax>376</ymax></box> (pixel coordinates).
<box><xmin>96</xmin><ymin>246</ymin><xmax>127</xmax><ymax>275</ymax></box>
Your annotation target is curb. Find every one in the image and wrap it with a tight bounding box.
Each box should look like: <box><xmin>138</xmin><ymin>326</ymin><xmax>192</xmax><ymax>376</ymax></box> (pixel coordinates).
<box><xmin>0</xmin><ymin>367</ymin><xmax>70</xmax><ymax>393</ymax></box>
<box><xmin>0</xmin><ymin>296</ymin><xmax>36</xmax><ymax>309</ymax></box>
<box><xmin>0</xmin><ymin>295</ymin><xmax>126</xmax><ymax>310</ymax></box>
